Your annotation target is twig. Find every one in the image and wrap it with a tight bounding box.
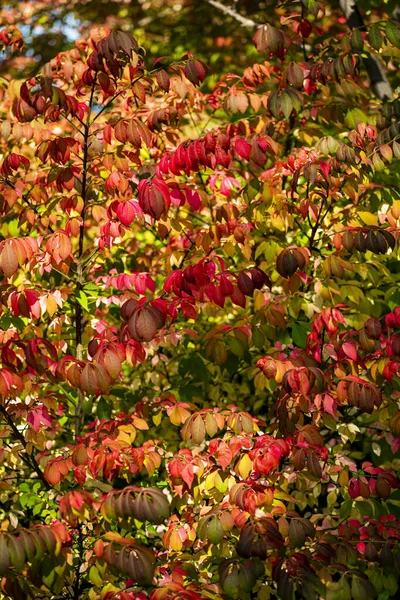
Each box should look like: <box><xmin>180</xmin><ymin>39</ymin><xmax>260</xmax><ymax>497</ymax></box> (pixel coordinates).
<box><xmin>2</xmin><ymin>179</ymin><xmax>54</xmax><ymax>234</ymax></box>
<box><xmin>72</xmin><ymin>525</ymin><xmax>85</xmax><ymax>600</ymax></box>
<box><xmin>308</xmin><ymin>198</ymin><xmax>326</xmax><ymax>250</ymax></box>
<box><xmin>205</xmin><ymin>0</ymin><xmax>258</xmax><ymax>29</ymax></box>
<box><xmin>0</xmin><ymin>404</ymin><xmax>51</xmax><ymax>490</ymax></box>
<box><xmin>90</xmin><ymin>75</ymin><xmax>146</xmax><ymax>125</ymax></box>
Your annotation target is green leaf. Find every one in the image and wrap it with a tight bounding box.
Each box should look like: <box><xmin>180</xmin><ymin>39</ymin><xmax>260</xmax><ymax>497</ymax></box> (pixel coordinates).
<box><xmin>351</xmin><ymin>29</ymin><xmax>364</xmax><ymax>51</ymax></box>
<box><xmin>340</xmin><ymin>499</ymin><xmax>353</xmax><ymax>519</ymax></box>
<box><xmin>292</xmin><ymin>322</ymin><xmax>309</xmax><ymax>349</ymax></box>
<box><xmin>345</xmin><ymin>108</ymin><xmax>368</xmax><ymax>129</ymax></box>
<box><xmin>327</xmin><ymin>576</ymin><xmax>351</xmax><ymax>600</ymax></box>
<box><xmin>388</xmin><ymin>489</ymin><xmax>400</xmax><ymax>501</ymax></box>
<box><xmin>83</xmin><ymin>283</ymin><xmax>101</xmax><ymax>295</ymax></box>
<box><xmin>89</xmin><ymin>565</ymin><xmax>104</xmax><ymax>587</ymax></box>
<box><xmin>386</xmin><ymin>21</ymin><xmax>400</xmax><ymax>48</ymax></box>
<box><xmin>383</xmin><ymin>574</ymin><xmax>398</xmax><ymax>596</ymax></box>
<box><xmin>368</xmin><ymin>23</ymin><xmax>383</xmax><ymax>50</ymax></box>
<box><xmin>76</xmin><ymin>290</ymin><xmax>89</xmax><ymax>311</ymax></box>
<box><xmin>179</xmin><ymin>355</ymin><xmax>209</xmax><ymax>381</ymax></box>
<box><xmin>0</xmin><ymin>536</ymin><xmax>10</xmax><ymax>575</ymax></box>
<box><xmin>11</xmin><ymin>316</ymin><xmax>26</xmax><ymax>330</ymax></box>
<box><xmin>223</xmin><ymin>354</ymin><xmax>240</xmax><ymax>377</ymax></box>
<box><xmin>338</xmin><ymin>423</ymin><xmax>360</xmax><ymax>443</ymax></box>
<box><xmin>386</xmin><ymin>500</ymin><xmax>400</xmax><ymax>519</ymax></box>
<box><xmin>301</xmin><ymin>0</ymin><xmax>320</xmax><ymax>17</ymax></box>
<box><xmin>41</xmin><ymin>558</ymin><xmax>66</xmax><ymax>595</ymax></box>
<box><xmin>322</xmin><ymin>413</ymin><xmax>337</xmax><ymax>430</ymax></box>
<box><xmin>268</xmin><ymin>90</ymin><xmax>281</xmax><ymax>118</ymax></box>
<box><xmin>97</xmin><ymin>397</ymin><xmax>112</xmax><ymax>420</ymax></box>
<box><xmin>0</xmin><ymin>315</ymin><xmax>11</xmax><ymax>330</ymax></box>
<box><xmin>351</xmin><ymin>576</ymin><xmax>376</xmax><ymax>600</ymax></box>
<box><xmin>252</xmin><ymin>327</ymin><xmax>265</xmax><ymax>349</ymax></box>
<box><xmin>179</xmin><ymin>383</ymin><xmax>204</xmax><ymax>402</ymax></box>
<box><xmin>228</xmin><ymin>336</ymin><xmax>245</xmax><ymax>357</ymax></box>
<box><xmin>355</xmin><ymin>500</ymin><xmax>373</xmax><ymax>518</ymax></box>
<box><xmin>32</xmin><ymin>502</ymin><xmax>44</xmax><ymax>516</ymax></box>
<box><xmin>281</xmin><ymin>91</ymin><xmax>293</xmax><ymax>120</ymax></box>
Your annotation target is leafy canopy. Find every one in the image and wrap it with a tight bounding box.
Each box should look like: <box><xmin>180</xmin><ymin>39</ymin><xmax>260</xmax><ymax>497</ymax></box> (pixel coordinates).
<box><xmin>0</xmin><ymin>1</ymin><xmax>400</xmax><ymax>599</ymax></box>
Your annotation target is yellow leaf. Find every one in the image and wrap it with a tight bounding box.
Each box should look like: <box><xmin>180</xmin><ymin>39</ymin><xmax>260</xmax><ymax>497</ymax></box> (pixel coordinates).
<box><xmin>358</xmin><ymin>211</ymin><xmax>378</xmax><ymax>226</ymax></box>
<box><xmin>254</xmin><ymin>372</ymin><xmax>266</xmax><ymax>390</ymax></box>
<box><xmin>205</xmin><ymin>472</ymin><xmax>216</xmax><ymax>491</ymax></box>
<box><xmin>271</xmin><ymin>215</ymin><xmax>285</xmax><ymax>230</ymax></box>
<box><xmin>6</xmin><ymin>80</ymin><xmax>22</xmax><ymax>102</ymax></box>
<box><xmin>223</xmin><ymin>241</ymin><xmax>236</xmax><ymax>257</ymax></box>
<box><xmin>46</xmin><ymin>295</ymin><xmax>58</xmax><ymax>317</ymax></box>
<box><xmin>169</xmin><ymin>530</ymin><xmax>183</xmax><ymax>551</ymax></box>
<box><xmin>254</xmin><ymin>289</ymin><xmax>266</xmax><ymax>311</ymax></box>
<box><xmin>152</xmin><ymin>412</ymin><xmax>162</xmax><ymax>426</ymax></box>
<box><xmin>100</xmin><ymin>584</ymin><xmax>120</xmax><ymax>599</ymax></box>
<box><xmin>103</xmin><ymin>532</ymin><xmax>123</xmax><ymax>541</ymax></box>
<box><xmin>274</xmin><ymin>490</ymin><xmax>296</xmax><ymax>502</ymax></box>
<box><xmin>214</xmin><ymin>472</ymin><xmax>227</xmax><ymax>493</ymax></box>
<box><xmin>117</xmin><ymin>424</ymin><xmax>136</xmax><ymax>446</ymax></box>
<box><xmin>272</xmin><ymin>499</ymin><xmax>286</xmax><ymax>511</ymax></box>
<box><xmin>236</xmin><ymin>454</ymin><xmax>253</xmax><ymax>480</ymax></box>
<box><xmin>391</xmin><ymin>200</ymin><xmax>400</xmax><ymax>219</ymax></box>
<box><xmin>242</xmin><ymin>243</ymin><xmax>252</xmax><ymax>261</ymax></box>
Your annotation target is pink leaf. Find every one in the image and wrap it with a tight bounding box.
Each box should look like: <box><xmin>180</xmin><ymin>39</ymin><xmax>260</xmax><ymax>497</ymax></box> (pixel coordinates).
<box><xmin>343</xmin><ymin>342</ymin><xmax>357</xmax><ymax>361</ymax></box>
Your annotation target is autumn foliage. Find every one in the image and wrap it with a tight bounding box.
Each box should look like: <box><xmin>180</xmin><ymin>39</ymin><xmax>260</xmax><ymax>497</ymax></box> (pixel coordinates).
<box><xmin>1</xmin><ymin>0</ymin><xmax>400</xmax><ymax>598</ymax></box>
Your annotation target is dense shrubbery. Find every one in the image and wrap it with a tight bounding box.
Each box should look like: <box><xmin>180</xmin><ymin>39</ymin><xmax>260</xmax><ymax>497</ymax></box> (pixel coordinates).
<box><xmin>1</xmin><ymin>1</ymin><xmax>400</xmax><ymax>598</ymax></box>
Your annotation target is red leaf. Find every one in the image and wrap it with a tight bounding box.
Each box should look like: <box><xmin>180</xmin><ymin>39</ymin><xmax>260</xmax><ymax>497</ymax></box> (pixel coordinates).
<box><xmin>116</xmin><ymin>201</ymin><xmax>136</xmax><ymax>226</ymax></box>
<box><xmin>181</xmin><ymin>464</ymin><xmax>194</xmax><ymax>488</ymax></box>
<box><xmin>156</xmin><ymin>69</ymin><xmax>170</xmax><ymax>92</ymax></box>
<box><xmin>235</xmin><ymin>138</ymin><xmax>251</xmax><ymax>161</ymax></box>
<box><xmin>184</xmin><ymin>59</ymin><xmax>206</xmax><ymax>86</ymax></box>
<box><xmin>218</xmin><ymin>444</ymin><xmax>233</xmax><ymax>470</ymax></box>
<box><xmin>186</xmin><ymin>189</ymin><xmax>202</xmax><ymax>210</ymax></box>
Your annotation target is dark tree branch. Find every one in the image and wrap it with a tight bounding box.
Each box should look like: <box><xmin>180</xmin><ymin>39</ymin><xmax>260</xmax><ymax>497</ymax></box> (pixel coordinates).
<box><xmin>339</xmin><ymin>0</ymin><xmax>393</xmax><ymax>100</ymax></box>
<box><xmin>72</xmin><ymin>525</ymin><xmax>85</xmax><ymax>600</ymax></box>
<box><xmin>74</xmin><ymin>75</ymin><xmax>97</xmax><ymax>439</ymax></box>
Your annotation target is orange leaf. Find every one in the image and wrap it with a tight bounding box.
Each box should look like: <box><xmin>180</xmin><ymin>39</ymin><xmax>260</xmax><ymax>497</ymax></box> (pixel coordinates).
<box><xmin>0</xmin><ymin>243</ymin><xmax>18</xmax><ymax>277</ymax></box>
<box><xmin>44</xmin><ymin>462</ymin><xmax>61</xmax><ymax>486</ymax></box>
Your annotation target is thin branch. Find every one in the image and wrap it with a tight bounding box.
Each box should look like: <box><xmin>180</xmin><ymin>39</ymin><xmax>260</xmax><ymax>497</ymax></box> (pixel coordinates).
<box><xmin>90</xmin><ymin>77</ymin><xmax>144</xmax><ymax>126</ymax></box>
<box><xmin>2</xmin><ymin>179</ymin><xmax>54</xmax><ymax>234</ymax></box>
<box><xmin>0</xmin><ymin>404</ymin><xmax>51</xmax><ymax>490</ymax></box>
<box><xmin>205</xmin><ymin>0</ymin><xmax>258</xmax><ymax>29</ymax></box>
<box><xmin>308</xmin><ymin>198</ymin><xmax>326</xmax><ymax>250</ymax></box>
<box><xmin>72</xmin><ymin>525</ymin><xmax>85</xmax><ymax>600</ymax></box>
